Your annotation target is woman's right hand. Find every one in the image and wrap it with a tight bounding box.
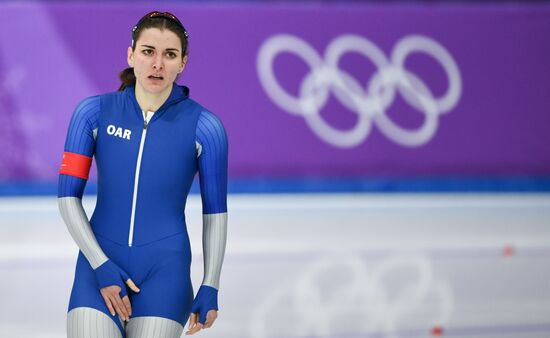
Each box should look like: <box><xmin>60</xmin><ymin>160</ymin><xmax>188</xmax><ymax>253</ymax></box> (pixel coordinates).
<box><xmin>93</xmin><ymin>259</ymin><xmax>140</xmax><ymax>320</ymax></box>
<box><xmin>100</xmin><ymin>279</ymin><xmax>140</xmax><ymax>321</ymax></box>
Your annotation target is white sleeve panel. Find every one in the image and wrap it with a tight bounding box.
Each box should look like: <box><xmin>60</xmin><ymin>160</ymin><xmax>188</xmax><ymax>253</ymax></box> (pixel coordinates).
<box><xmin>58</xmin><ymin>197</ymin><xmax>108</xmax><ymax>269</ymax></box>
<box><xmin>196</xmin><ymin>140</ymin><xmax>203</xmax><ymax>158</ymax></box>
<box><xmin>201</xmin><ymin>212</ymin><xmax>228</xmax><ymax>289</ymax></box>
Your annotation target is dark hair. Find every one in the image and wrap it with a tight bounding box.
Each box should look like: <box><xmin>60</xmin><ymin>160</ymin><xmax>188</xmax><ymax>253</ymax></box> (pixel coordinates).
<box><xmin>118</xmin><ymin>11</ymin><xmax>189</xmax><ymax>91</ymax></box>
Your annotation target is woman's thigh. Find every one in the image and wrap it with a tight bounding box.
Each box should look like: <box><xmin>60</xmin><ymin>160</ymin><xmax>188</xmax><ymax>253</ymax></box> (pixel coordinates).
<box><xmin>126</xmin><ymin>316</ymin><xmax>184</xmax><ymax>338</ymax></box>
<box><xmin>67</xmin><ymin>307</ymin><xmax>123</xmax><ymax>338</ymax></box>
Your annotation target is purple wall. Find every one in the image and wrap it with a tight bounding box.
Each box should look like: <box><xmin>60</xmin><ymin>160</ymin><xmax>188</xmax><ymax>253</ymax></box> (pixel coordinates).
<box><xmin>1</xmin><ymin>3</ymin><xmax>549</xmax><ymax>181</ymax></box>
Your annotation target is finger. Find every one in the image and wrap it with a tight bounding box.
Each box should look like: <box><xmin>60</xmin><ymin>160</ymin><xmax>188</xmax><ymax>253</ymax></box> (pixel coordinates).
<box><xmin>185</xmin><ymin>322</ymin><xmax>203</xmax><ymax>335</ymax></box>
<box><xmin>187</xmin><ymin>313</ymin><xmax>197</xmax><ymax>330</ymax></box>
<box><xmin>115</xmin><ymin>295</ymin><xmax>130</xmax><ymax>321</ymax></box>
<box><xmin>101</xmin><ymin>293</ymin><xmax>116</xmax><ymax>316</ymax></box>
<box><xmin>111</xmin><ymin>294</ymin><xmax>129</xmax><ymax>321</ymax></box>
<box><xmin>122</xmin><ymin>295</ymin><xmax>132</xmax><ymax>316</ymax></box>
<box><xmin>108</xmin><ymin>295</ymin><xmax>123</xmax><ymax>319</ymax></box>
<box><xmin>126</xmin><ymin>278</ymin><xmax>140</xmax><ymax>293</ymax></box>
<box><xmin>204</xmin><ymin>310</ymin><xmax>218</xmax><ymax>328</ymax></box>
<box><xmin>203</xmin><ymin>310</ymin><xmax>218</xmax><ymax>328</ymax></box>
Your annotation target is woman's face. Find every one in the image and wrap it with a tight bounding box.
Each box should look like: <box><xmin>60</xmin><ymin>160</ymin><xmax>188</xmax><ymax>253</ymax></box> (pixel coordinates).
<box><xmin>127</xmin><ymin>27</ymin><xmax>187</xmax><ymax>95</ymax></box>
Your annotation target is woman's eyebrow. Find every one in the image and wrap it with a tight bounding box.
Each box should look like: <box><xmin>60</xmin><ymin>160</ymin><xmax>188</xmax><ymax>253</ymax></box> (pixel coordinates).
<box><xmin>140</xmin><ymin>45</ymin><xmax>180</xmax><ymax>53</ymax></box>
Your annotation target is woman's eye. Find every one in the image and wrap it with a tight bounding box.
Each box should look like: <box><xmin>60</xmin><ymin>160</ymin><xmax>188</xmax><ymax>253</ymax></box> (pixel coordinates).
<box><xmin>166</xmin><ymin>52</ymin><xmax>177</xmax><ymax>59</ymax></box>
<box><xmin>142</xmin><ymin>49</ymin><xmax>153</xmax><ymax>56</ymax></box>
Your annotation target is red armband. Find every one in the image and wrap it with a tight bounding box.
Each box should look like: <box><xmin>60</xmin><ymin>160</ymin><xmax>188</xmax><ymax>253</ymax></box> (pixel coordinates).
<box><xmin>59</xmin><ymin>152</ymin><xmax>92</xmax><ymax>180</ymax></box>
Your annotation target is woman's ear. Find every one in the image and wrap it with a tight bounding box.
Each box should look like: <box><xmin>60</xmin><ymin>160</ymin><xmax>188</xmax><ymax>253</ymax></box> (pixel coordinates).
<box><xmin>127</xmin><ymin>46</ymin><xmax>134</xmax><ymax>67</ymax></box>
<box><xmin>180</xmin><ymin>55</ymin><xmax>189</xmax><ymax>73</ymax></box>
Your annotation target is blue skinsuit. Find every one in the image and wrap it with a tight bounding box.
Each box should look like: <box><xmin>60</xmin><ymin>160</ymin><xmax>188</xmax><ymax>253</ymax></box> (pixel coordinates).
<box><xmin>58</xmin><ymin>85</ymin><xmax>228</xmax><ymax>336</ymax></box>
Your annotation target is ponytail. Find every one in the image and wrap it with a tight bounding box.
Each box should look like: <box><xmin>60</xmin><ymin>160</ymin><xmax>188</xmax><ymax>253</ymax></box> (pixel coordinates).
<box><xmin>118</xmin><ymin>67</ymin><xmax>136</xmax><ymax>91</ymax></box>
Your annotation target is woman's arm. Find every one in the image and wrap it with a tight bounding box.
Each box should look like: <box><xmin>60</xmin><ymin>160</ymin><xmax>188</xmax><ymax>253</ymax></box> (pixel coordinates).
<box><xmin>58</xmin><ymin>96</ymin><xmax>108</xmax><ymax>269</ymax></box>
<box><xmin>188</xmin><ymin>109</ymin><xmax>228</xmax><ymax>333</ymax></box>
<box><xmin>58</xmin><ymin>96</ymin><xmax>138</xmax><ymax>321</ymax></box>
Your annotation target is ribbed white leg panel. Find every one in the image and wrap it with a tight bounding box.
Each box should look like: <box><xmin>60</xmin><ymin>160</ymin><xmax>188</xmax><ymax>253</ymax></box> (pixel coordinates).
<box><xmin>126</xmin><ymin>317</ymin><xmax>183</xmax><ymax>338</ymax></box>
<box><xmin>67</xmin><ymin>307</ymin><xmax>122</xmax><ymax>338</ymax></box>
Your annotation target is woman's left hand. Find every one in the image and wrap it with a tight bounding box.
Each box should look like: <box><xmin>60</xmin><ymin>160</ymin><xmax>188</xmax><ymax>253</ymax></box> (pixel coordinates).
<box><xmin>185</xmin><ymin>310</ymin><xmax>218</xmax><ymax>335</ymax></box>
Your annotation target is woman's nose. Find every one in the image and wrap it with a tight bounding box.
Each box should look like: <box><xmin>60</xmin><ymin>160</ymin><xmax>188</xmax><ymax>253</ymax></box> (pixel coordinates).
<box><xmin>152</xmin><ymin>56</ymin><xmax>164</xmax><ymax>70</ymax></box>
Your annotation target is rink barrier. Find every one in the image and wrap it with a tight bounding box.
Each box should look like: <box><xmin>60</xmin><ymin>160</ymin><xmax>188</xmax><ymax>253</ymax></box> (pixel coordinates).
<box><xmin>1</xmin><ymin>177</ymin><xmax>550</xmax><ymax>196</ymax></box>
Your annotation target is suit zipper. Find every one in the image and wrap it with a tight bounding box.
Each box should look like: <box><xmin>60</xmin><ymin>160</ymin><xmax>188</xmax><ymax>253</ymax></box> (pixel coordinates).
<box><xmin>128</xmin><ymin>119</ymin><xmax>148</xmax><ymax>247</ymax></box>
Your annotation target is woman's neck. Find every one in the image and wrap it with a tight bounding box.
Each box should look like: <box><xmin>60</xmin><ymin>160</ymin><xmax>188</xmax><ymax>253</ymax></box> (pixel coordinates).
<box><xmin>135</xmin><ymin>83</ymin><xmax>173</xmax><ymax>112</ymax></box>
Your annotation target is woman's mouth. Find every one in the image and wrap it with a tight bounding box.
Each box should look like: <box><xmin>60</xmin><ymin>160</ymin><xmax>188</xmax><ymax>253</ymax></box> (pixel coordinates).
<box><xmin>148</xmin><ymin>75</ymin><xmax>164</xmax><ymax>80</ymax></box>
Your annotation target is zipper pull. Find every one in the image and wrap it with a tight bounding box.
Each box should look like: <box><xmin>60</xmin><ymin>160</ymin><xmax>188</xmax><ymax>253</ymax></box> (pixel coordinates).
<box><xmin>143</xmin><ymin>120</ymin><xmax>148</xmax><ymax>130</ymax></box>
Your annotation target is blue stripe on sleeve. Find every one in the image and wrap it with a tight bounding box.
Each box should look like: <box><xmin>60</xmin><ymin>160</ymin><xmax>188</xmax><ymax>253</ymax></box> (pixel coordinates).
<box><xmin>196</xmin><ymin>110</ymin><xmax>228</xmax><ymax>214</ymax></box>
<box><xmin>58</xmin><ymin>96</ymin><xmax>100</xmax><ymax>198</ymax></box>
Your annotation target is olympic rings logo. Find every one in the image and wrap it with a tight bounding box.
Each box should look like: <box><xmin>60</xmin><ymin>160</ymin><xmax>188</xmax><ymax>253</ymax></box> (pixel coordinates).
<box><xmin>257</xmin><ymin>34</ymin><xmax>462</xmax><ymax>148</ymax></box>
